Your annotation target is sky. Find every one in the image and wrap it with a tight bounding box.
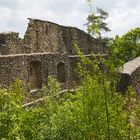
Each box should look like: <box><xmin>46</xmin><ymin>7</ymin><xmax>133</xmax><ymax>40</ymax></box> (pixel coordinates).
<box><xmin>0</xmin><ymin>0</ymin><xmax>140</xmax><ymax>38</ymax></box>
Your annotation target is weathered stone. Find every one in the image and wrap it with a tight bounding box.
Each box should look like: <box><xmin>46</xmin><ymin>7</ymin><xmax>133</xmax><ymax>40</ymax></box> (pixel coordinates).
<box><xmin>121</xmin><ymin>57</ymin><xmax>140</xmax><ymax>97</ymax></box>
<box><xmin>0</xmin><ymin>18</ymin><xmax>107</xmax><ymax>91</ymax></box>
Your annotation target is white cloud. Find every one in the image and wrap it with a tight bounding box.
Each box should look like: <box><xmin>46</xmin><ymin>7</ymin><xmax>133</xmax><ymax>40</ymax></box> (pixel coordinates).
<box><xmin>0</xmin><ymin>0</ymin><xmax>139</xmax><ymax>38</ymax></box>
<box><xmin>93</xmin><ymin>0</ymin><xmax>140</xmax><ymax>37</ymax></box>
<box><xmin>0</xmin><ymin>0</ymin><xmax>89</xmax><ymax>37</ymax></box>
<box><xmin>107</xmin><ymin>4</ymin><xmax>140</xmax><ymax>37</ymax></box>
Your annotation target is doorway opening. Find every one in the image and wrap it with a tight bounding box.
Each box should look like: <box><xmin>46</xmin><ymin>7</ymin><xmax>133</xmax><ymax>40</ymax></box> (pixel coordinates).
<box><xmin>29</xmin><ymin>61</ymin><xmax>42</xmax><ymax>90</ymax></box>
<box><xmin>57</xmin><ymin>62</ymin><xmax>66</xmax><ymax>83</ymax></box>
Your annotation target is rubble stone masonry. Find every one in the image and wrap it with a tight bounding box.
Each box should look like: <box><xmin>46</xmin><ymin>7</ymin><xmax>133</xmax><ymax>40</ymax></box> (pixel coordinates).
<box><xmin>122</xmin><ymin>57</ymin><xmax>140</xmax><ymax>97</ymax></box>
<box><xmin>0</xmin><ymin>18</ymin><xmax>107</xmax><ymax>91</ymax></box>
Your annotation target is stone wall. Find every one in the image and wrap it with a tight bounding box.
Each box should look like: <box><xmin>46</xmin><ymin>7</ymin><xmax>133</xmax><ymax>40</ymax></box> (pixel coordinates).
<box><xmin>0</xmin><ymin>32</ymin><xmax>24</xmax><ymax>55</ymax></box>
<box><xmin>24</xmin><ymin>18</ymin><xmax>106</xmax><ymax>54</ymax></box>
<box><xmin>68</xmin><ymin>54</ymin><xmax>108</xmax><ymax>88</ymax></box>
<box><xmin>121</xmin><ymin>57</ymin><xmax>140</xmax><ymax>97</ymax></box>
<box><xmin>0</xmin><ymin>18</ymin><xmax>107</xmax><ymax>91</ymax></box>
<box><xmin>0</xmin><ymin>18</ymin><xmax>106</xmax><ymax>55</ymax></box>
<box><xmin>0</xmin><ymin>53</ymin><xmax>70</xmax><ymax>91</ymax></box>
<box><xmin>131</xmin><ymin>67</ymin><xmax>140</xmax><ymax>98</ymax></box>
<box><xmin>23</xmin><ymin>19</ymin><xmax>66</xmax><ymax>54</ymax></box>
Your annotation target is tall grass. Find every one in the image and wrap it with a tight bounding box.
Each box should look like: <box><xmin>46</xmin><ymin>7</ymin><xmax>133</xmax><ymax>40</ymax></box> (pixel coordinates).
<box><xmin>1</xmin><ymin>56</ymin><xmax>140</xmax><ymax>139</ymax></box>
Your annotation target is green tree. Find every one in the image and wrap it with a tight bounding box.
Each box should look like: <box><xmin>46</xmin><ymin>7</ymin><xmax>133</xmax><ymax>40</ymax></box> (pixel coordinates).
<box><xmin>109</xmin><ymin>28</ymin><xmax>140</xmax><ymax>67</ymax></box>
<box><xmin>86</xmin><ymin>7</ymin><xmax>111</xmax><ymax>38</ymax></box>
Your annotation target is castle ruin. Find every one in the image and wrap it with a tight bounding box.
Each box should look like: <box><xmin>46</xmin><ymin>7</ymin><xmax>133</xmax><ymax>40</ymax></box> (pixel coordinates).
<box><xmin>0</xmin><ymin>18</ymin><xmax>107</xmax><ymax>91</ymax></box>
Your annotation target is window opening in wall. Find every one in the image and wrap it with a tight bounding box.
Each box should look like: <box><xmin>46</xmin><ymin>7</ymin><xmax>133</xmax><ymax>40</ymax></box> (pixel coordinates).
<box><xmin>57</xmin><ymin>62</ymin><xmax>66</xmax><ymax>83</ymax></box>
<box><xmin>70</xmin><ymin>49</ymin><xmax>73</xmax><ymax>54</ymax></box>
<box><xmin>29</xmin><ymin>61</ymin><xmax>42</xmax><ymax>91</ymax></box>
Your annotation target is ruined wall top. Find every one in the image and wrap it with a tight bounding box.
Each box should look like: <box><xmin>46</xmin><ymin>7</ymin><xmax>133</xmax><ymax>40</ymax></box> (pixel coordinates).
<box><xmin>0</xmin><ymin>18</ymin><xmax>106</xmax><ymax>55</ymax></box>
<box><xmin>122</xmin><ymin>57</ymin><xmax>140</xmax><ymax>75</ymax></box>
<box><xmin>121</xmin><ymin>57</ymin><xmax>140</xmax><ymax>97</ymax></box>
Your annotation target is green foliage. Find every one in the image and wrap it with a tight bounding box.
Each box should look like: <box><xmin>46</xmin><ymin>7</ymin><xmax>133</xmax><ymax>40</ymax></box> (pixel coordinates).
<box><xmin>109</xmin><ymin>28</ymin><xmax>140</xmax><ymax>67</ymax></box>
<box><xmin>1</xmin><ymin>56</ymin><xmax>140</xmax><ymax>139</ymax></box>
<box><xmin>86</xmin><ymin>7</ymin><xmax>110</xmax><ymax>38</ymax></box>
<box><xmin>0</xmin><ymin>80</ymin><xmax>24</xmax><ymax>140</ymax></box>
<box><xmin>41</xmin><ymin>76</ymin><xmax>61</xmax><ymax>96</ymax></box>
<box><xmin>1</xmin><ymin>3</ymin><xmax>140</xmax><ymax>139</ymax></box>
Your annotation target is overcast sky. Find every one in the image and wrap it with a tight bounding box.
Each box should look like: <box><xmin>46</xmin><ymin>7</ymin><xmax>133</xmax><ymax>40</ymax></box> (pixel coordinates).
<box><xmin>0</xmin><ymin>0</ymin><xmax>140</xmax><ymax>38</ymax></box>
